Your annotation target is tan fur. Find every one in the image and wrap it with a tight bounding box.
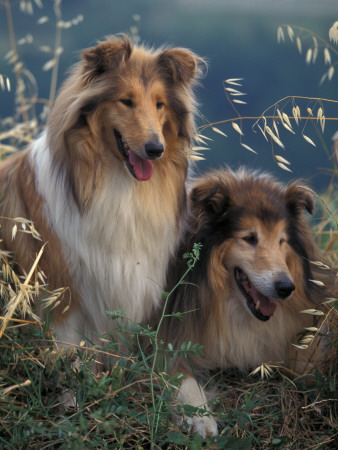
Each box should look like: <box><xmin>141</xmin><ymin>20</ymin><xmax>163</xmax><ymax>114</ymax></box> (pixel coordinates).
<box><xmin>0</xmin><ymin>36</ymin><xmax>204</xmax><ymax>349</ymax></box>
<box><xmin>0</xmin><ymin>152</ymin><xmax>77</xmax><ymax>319</ymax></box>
<box><xmin>157</xmin><ymin>167</ymin><xmax>336</xmax><ymax>438</ymax></box>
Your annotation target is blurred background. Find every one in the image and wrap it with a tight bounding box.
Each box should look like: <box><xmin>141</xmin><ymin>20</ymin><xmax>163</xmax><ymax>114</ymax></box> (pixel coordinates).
<box><xmin>0</xmin><ymin>0</ymin><xmax>337</xmax><ymax>193</ymax></box>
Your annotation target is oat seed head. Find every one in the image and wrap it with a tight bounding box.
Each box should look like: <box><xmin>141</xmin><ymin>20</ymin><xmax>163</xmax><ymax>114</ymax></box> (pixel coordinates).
<box><xmin>324</xmin><ymin>47</ymin><xmax>332</xmax><ymax>65</ymax></box>
<box><xmin>241</xmin><ymin>142</ymin><xmax>257</xmax><ymax>154</ymax></box>
<box><xmin>299</xmin><ymin>335</ymin><xmax>314</xmax><ymax>345</ymax></box>
<box><xmin>287</xmin><ymin>26</ymin><xmax>294</xmax><ymax>42</ymax></box>
<box><xmin>309</xmin><ymin>279</ymin><xmax>326</xmax><ymax>287</ymax></box>
<box><xmin>301</xmin><ymin>309</ymin><xmax>325</xmax><ymax>316</ymax></box>
<box><xmin>225</xmin><ymin>77</ymin><xmax>243</xmax><ymax>86</ymax></box>
<box><xmin>232</xmin><ymin>122</ymin><xmax>244</xmax><ymax>136</ymax></box>
<box><xmin>37</xmin><ymin>16</ymin><xmax>49</xmax><ymax>25</ymax></box>
<box><xmin>250</xmin><ymin>363</ymin><xmax>275</xmax><ymax>379</ymax></box>
<box><xmin>292</xmin><ymin>106</ymin><xmax>300</xmax><ymax>125</ymax></box>
<box><xmin>275</xmin><ymin>155</ymin><xmax>291</xmax><ymax>165</ymax></box>
<box><xmin>292</xmin><ymin>343</ymin><xmax>308</xmax><ymax>350</ymax></box>
<box><xmin>329</xmin><ymin>21</ymin><xmax>338</xmax><ymax>44</ymax></box>
<box><xmin>312</xmin><ymin>46</ymin><xmax>318</xmax><ymax>63</ymax></box>
<box><xmin>302</xmin><ymin>134</ymin><xmax>316</xmax><ymax>147</ymax></box>
<box><xmin>319</xmin><ymin>72</ymin><xmax>328</xmax><ymax>85</ymax></box>
<box><xmin>277</xmin><ymin>162</ymin><xmax>292</xmax><ymax>172</ymax></box>
<box><xmin>305</xmin><ymin>48</ymin><xmax>313</xmax><ymax>65</ymax></box>
<box><xmin>328</xmin><ymin>66</ymin><xmax>335</xmax><ymax>81</ymax></box>
<box><xmin>273</xmin><ymin>120</ymin><xmax>279</xmax><ymax>137</ymax></box>
<box><xmin>277</xmin><ymin>26</ymin><xmax>285</xmax><ymax>43</ymax></box>
<box><xmin>11</xmin><ymin>224</ymin><xmax>18</xmax><ymax>241</ymax></box>
<box><xmin>266</xmin><ymin>126</ymin><xmax>284</xmax><ymax>148</ymax></box>
<box><xmin>211</xmin><ymin>127</ymin><xmax>228</xmax><ymax>138</ymax></box>
<box><xmin>225</xmin><ymin>87</ymin><xmax>245</xmax><ymax>95</ymax></box>
<box><xmin>233</xmin><ymin>99</ymin><xmax>247</xmax><ymax>105</ymax></box>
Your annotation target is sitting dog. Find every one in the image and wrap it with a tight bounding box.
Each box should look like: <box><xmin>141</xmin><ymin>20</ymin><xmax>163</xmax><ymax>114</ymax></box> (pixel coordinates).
<box><xmin>0</xmin><ymin>35</ymin><xmax>204</xmax><ymax>351</ymax></box>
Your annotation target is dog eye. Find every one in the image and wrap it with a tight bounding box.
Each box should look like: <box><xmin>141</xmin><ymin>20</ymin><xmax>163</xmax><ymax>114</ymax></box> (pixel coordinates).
<box><xmin>243</xmin><ymin>234</ymin><xmax>258</xmax><ymax>246</ymax></box>
<box><xmin>280</xmin><ymin>237</ymin><xmax>286</xmax><ymax>245</ymax></box>
<box><xmin>119</xmin><ymin>99</ymin><xmax>134</xmax><ymax>108</ymax></box>
<box><xmin>156</xmin><ymin>101</ymin><xmax>164</xmax><ymax>110</ymax></box>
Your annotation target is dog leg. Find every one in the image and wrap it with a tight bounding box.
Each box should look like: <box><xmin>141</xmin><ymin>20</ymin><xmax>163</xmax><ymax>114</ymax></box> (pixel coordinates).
<box><xmin>57</xmin><ymin>354</ymin><xmax>82</xmax><ymax>410</ymax></box>
<box><xmin>174</xmin><ymin>372</ymin><xmax>218</xmax><ymax>439</ymax></box>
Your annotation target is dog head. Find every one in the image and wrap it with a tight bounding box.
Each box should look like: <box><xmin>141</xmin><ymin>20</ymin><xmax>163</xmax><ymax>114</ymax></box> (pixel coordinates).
<box><xmin>190</xmin><ymin>168</ymin><xmax>316</xmax><ymax>321</ymax></box>
<box><xmin>48</xmin><ymin>35</ymin><xmax>205</xmax><ymax>207</ymax></box>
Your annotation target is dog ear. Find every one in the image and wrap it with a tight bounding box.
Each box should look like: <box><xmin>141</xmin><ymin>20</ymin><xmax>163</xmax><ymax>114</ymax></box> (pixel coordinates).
<box><xmin>190</xmin><ymin>182</ymin><xmax>231</xmax><ymax>218</ymax></box>
<box><xmin>158</xmin><ymin>48</ymin><xmax>205</xmax><ymax>84</ymax></box>
<box><xmin>284</xmin><ymin>183</ymin><xmax>314</xmax><ymax>216</ymax></box>
<box><xmin>81</xmin><ymin>35</ymin><xmax>132</xmax><ymax>82</ymax></box>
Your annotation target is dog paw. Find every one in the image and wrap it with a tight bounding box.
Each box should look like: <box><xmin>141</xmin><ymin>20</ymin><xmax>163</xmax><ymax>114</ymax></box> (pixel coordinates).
<box><xmin>174</xmin><ymin>375</ymin><xmax>218</xmax><ymax>439</ymax></box>
<box><xmin>176</xmin><ymin>412</ymin><xmax>218</xmax><ymax>439</ymax></box>
<box><xmin>186</xmin><ymin>414</ymin><xmax>218</xmax><ymax>439</ymax></box>
<box><xmin>58</xmin><ymin>389</ymin><xmax>77</xmax><ymax>409</ymax></box>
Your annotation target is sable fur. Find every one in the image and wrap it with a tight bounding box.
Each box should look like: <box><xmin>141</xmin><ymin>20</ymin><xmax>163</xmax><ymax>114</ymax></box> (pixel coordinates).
<box><xmin>0</xmin><ymin>35</ymin><xmax>204</xmax><ymax>349</ymax></box>
<box><xmin>156</xmin><ymin>167</ymin><xmax>335</xmax><ymax>438</ymax></box>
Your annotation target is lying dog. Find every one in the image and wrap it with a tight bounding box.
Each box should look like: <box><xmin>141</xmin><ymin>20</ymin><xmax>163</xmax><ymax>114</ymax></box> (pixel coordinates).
<box><xmin>157</xmin><ymin>168</ymin><xmax>335</xmax><ymax>438</ymax></box>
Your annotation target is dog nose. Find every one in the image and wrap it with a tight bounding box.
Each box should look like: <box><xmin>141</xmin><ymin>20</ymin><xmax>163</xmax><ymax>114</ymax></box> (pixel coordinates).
<box><xmin>275</xmin><ymin>277</ymin><xmax>295</xmax><ymax>299</ymax></box>
<box><xmin>144</xmin><ymin>141</ymin><xmax>164</xmax><ymax>159</ymax></box>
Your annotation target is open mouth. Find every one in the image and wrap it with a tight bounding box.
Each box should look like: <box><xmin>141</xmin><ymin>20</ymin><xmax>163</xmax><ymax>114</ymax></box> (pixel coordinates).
<box><xmin>234</xmin><ymin>267</ymin><xmax>277</xmax><ymax>321</ymax></box>
<box><xmin>114</xmin><ymin>129</ymin><xmax>153</xmax><ymax>181</ymax></box>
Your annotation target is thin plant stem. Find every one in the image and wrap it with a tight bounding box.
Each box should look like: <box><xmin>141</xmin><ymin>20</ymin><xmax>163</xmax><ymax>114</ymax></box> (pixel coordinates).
<box><xmin>199</xmin><ymin>96</ymin><xmax>338</xmax><ymax>133</ymax></box>
<box><xmin>1</xmin><ymin>0</ymin><xmax>29</xmax><ymax>123</ymax></box>
<box><xmin>281</xmin><ymin>24</ymin><xmax>338</xmax><ymax>55</ymax></box>
<box><xmin>49</xmin><ymin>1</ymin><xmax>63</xmax><ymax>107</ymax></box>
<box><xmin>149</xmin><ymin>245</ymin><xmax>201</xmax><ymax>448</ymax></box>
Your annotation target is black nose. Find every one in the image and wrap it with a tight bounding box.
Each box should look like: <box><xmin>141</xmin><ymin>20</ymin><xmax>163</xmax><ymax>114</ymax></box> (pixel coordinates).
<box><xmin>144</xmin><ymin>141</ymin><xmax>164</xmax><ymax>159</ymax></box>
<box><xmin>275</xmin><ymin>277</ymin><xmax>295</xmax><ymax>299</ymax></box>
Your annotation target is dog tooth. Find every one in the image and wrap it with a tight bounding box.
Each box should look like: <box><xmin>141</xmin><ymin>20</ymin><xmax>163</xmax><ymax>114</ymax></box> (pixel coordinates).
<box><xmin>255</xmin><ymin>301</ymin><xmax>261</xmax><ymax>311</ymax></box>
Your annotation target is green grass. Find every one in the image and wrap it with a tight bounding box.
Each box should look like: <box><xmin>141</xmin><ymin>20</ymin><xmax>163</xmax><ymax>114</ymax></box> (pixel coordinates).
<box><xmin>0</xmin><ymin>311</ymin><xmax>337</xmax><ymax>448</ymax></box>
<box><xmin>0</xmin><ymin>243</ymin><xmax>337</xmax><ymax>449</ymax></box>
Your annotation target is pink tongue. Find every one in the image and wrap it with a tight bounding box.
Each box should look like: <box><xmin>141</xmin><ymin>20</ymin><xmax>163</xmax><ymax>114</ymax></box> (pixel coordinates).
<box><xmin>251</xmin><ymin>286</ymin><xmax>277</xmax><ymax>316</ymax></box>
<box><xmin>128</xmin><ymin>150</ymin><xmax>153</xmax><ymax>181</ymax></box>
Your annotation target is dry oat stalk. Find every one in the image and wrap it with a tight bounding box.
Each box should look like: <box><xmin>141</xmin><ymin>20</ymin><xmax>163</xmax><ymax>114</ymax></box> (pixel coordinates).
<box><xmin>250</xmin><ymin>363</ymin><xmax>278</xmax><ymax>379</ymax></box>
<box><xmin>0</xmin><ymin>245</ymin><xmax>45</xmax><ymax>338</ymax></box>
<box><xmin>2</xmin><ymin>379</ymin><xmax>31</xmax><ymax>397</ymax></box>
<box><xmin>278</xmin><ymin>24</ymin><xmax>338</xmax><ymax>83</ymax></box>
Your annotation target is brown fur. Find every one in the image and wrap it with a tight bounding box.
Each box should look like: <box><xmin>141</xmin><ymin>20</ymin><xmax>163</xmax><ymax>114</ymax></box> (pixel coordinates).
<box><xmin>155</xmin><ymin>167</ymin><xmax>336</xmax><ymax>438</ymax></box>
<box><xmin>0</xmin><ymin>152</ymin><xmax>77</xmax><ymax>319</ymax></box>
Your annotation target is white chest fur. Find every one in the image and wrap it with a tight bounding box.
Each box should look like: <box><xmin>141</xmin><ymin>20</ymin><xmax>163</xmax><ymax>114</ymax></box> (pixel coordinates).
<box><xmin>30</xmin><ymin>132</ymin><xmax>183</xmax><ymax>342</ymax></box>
